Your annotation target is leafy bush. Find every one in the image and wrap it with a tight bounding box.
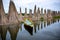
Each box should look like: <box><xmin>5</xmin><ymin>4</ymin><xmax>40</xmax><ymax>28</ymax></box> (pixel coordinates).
<box><xmin>53</xmin><ymin>16</ymin><xmax>60</xmax><ymax>19</ymax></box>
<box><xmin>40</xmin><ymin>17</ymin><xmax>44</xmax><ymax>21</ymax></box>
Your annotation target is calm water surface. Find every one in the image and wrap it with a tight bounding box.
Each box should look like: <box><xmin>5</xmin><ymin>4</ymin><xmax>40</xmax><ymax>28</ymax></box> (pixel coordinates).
<box><xmin>0</xmin><ymin>19</ymin><xmax>60</xmax><ymax>40</ymax></box>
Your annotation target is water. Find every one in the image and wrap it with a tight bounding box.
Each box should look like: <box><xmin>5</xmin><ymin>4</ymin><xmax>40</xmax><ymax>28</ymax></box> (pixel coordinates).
<box><xmin>0</xmin><ymin>19</ymin><xmax>60</xmax><ymax>40</ymax></box>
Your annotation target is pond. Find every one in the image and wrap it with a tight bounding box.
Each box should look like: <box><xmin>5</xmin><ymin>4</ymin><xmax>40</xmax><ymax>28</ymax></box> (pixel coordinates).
<box><xmin>0</xmin><ymin>19</ymin><xmax>60</xmax><ymax>40</ymax></box>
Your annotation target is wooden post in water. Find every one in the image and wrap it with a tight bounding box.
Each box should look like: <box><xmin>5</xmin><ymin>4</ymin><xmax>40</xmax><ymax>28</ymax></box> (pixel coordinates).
<box><xmin>41</xmin><ymin>8</ymin><xmax>43</xmax><ymax>17</ymax></box>
<box><xmin>34</xmin><ymin>5</ymin><xmax>36</xmax><ymax>17</ymax></box>
<box><xmin>44</xmin><ymin>9</ymin><xmax>47</xmax><ymax>20</ymax></box>
<box><xmin>29</xmin><ymin>9</ymin><xmax>32</xmax><ymax>18</ymax></box>
<box><xmin>0</xmin><ymin>0</ymin><xmax>8</xmax><ymax>25</ymax></box>
<box><xmin>55</xmin><ymin>11</ymin><xmax>57</xmax><ymax>16</ymax></box>
<box><xmin>18</xmin><ymin>7</ymin><xmax>23</xmax><ymax>22</ymax></box>
<box><xmin>47</xmin><ymin>9</ymin><xmax>52</xmax><ymax>20</ymax></box>
<box><xmin>51</xmin><ymin>11</ymin><xmax>55</xmax><ymax>17</ymax></box>
<box><xmin>37</xmin><ymin>7</ymin><xmax>41</xmax><ymax>20</ymax></box>
<box><xmin>24</xmin><ymin>8</ymin><xmax>28</xmax><ymax>18</ymax></box>
<box><xmin>8</xmin><ymin>0</ymin><xmax>19</xmax><ymax>24</ymax></box>
<box><xmin>32</xmin><ymin>5</ymin><xmax>37</xmax><ymax>21</ymax></box>
<box><xmin>20</xmin><ymin>7</ymin><xmax>22</xmax><ymax>16</ymax></box>
<box><xmin>58</xmin><ymin>11</ymin><xmax>60</xmax><ymax>16</ymax></box>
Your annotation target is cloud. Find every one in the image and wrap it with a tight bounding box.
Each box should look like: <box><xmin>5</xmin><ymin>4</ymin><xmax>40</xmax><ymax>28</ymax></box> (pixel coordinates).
<box><xmin>3</xmin><ymin>0</ymin><xmax>60</xmax><ymax>13</ymax></box>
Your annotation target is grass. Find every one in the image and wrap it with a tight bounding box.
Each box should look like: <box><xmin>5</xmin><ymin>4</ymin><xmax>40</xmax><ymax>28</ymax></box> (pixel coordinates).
<box><xmin>53</xmin><ymin>16</ymin><xmax>60</xmax><ymax>19</ymax></box>
<box><xmin>40</xmin><ymin>17</ymin><xmax>44</xmax><ymax>21</ymax></box>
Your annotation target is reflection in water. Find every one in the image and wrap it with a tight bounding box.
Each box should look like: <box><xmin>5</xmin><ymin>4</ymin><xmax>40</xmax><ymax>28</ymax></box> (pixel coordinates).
<box><xmin>0</xmin><ymin>19</ymin><xmax>60</xmax><ymax>40</ymax></box>
<box><xmin>19</xmin><ymin>23</ymin><xmax>22</xmax><ymax>31</ymax></box>
<box><xmin>52</xmin><ymin>19</ymin><xmax>56</xmax><ymax>23</ymax></box>
<box><xmin>8</xmin><ymin>25</ymin><xmax>19</xmax><ymax>40</ymax></box>
<box><xmin>6</xmin><ymin>30</ymin><xmax>11</xmax><ymax>40</ymax></box>
<box><xmin>47</xmin><ymin>20</ymin><xmax>50</xmax><ymax>26</ymax></box>
<box><xmin>24</xmin><ymin>24</ymin><xmax>33</xmax><ymax>35</ymax></box>
<box><xmin>0</xmin><ymin>25</ymin><xmax>8</xmax><ymax>40</ymax></box>
<box><xmin>58</xmin><ymin>19</ymin><xmax>59</xmax><ymax>22</ymax></box>
<box><xmin>41</xmin><ymin>21</ymin><xmax>43</xmax><ymax>29</ymax></box>
<box><xmin>33</xmin><ymin>19</ymin><xmax>60</xmax><ymax>35</ymax></box>
<box><xmin>34</xmin><ymin>23</ymin><xmax>36</xmax><ymax>33</ymax></box>
<box><xmin>44</xmin><ymin>21</ymin><xmax>46</xmax><ymax>27</ymax></box>
<box><xmin>38</xmin><ymin>23</ymin><xmax>40</xmax><ymax>30</ymax></box>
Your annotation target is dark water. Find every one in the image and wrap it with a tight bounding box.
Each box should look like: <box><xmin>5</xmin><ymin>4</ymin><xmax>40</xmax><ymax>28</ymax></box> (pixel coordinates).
<box><xmin>0</xmin><ymin>19</ymin><xmax>60</xmax><ymax>40</ymax></box>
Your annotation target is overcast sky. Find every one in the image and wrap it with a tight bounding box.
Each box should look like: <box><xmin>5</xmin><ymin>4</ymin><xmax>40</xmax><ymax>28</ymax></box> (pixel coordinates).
<box><xmin>3</xmin><ymin>0</ymin><xmax>60</xmax><ymax>13</ymax></box>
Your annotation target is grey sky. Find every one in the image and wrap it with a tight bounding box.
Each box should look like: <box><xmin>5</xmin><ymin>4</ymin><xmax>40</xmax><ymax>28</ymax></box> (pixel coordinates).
<box><xmin>3</xmin><ymin>0</ymin><xmax>60</xmax><ymax>13</ymax></box>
